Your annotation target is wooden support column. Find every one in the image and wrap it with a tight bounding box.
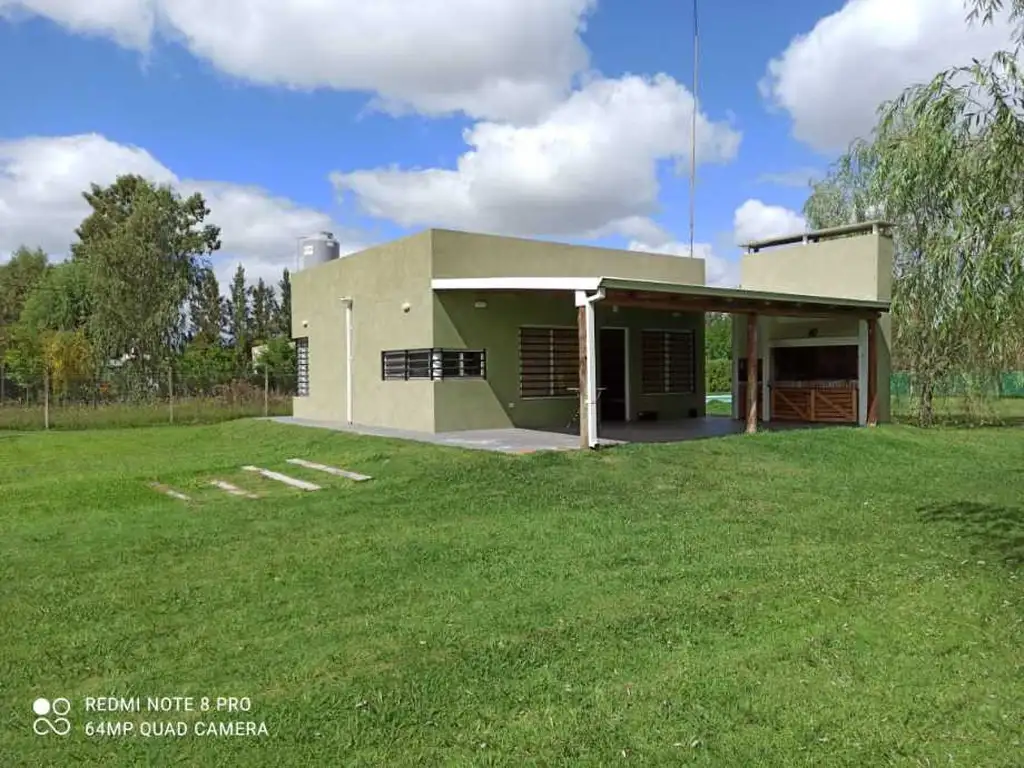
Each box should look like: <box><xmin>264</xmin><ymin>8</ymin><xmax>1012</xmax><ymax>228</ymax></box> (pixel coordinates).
<box><xmin>578</xmin><ymin>305</ymin><xmax>589</xmax><ymax>448</ymax></box>
<box><xmin>746</xmin><ymin>313</ymin><xmax>758</xmax><ymax>434</ymax></box>
<box><xmin>866</xmin><ymin>316</ymin><xmax>878</xmax><ymax>427</ymax></box>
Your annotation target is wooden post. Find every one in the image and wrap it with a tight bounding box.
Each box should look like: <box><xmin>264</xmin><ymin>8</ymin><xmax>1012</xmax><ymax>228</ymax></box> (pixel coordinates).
<box><xmin>43</xmin><ymin>367</ymin><xmax>50</xmax><ymax>431</ymax></box>
<box><xmin>746</xmin><ymin>313</ymin><xmax>758</xmax><ymax>434</ymax></box>
<box><xmin>263</xmin><ymin>364</ymin><xmax>270</xmax><ymax>417</ymax></box>
<box><xmin>867</xmin><ymin>316</ymin><xmax>878</xmax><ymax>427</ymax></box>
<box><xmin>578</xmin><ymin>305</ymin><xmax>589</xmax><ymax>448</ymax></box>
<box><xmin>168</xmin><ymin>366</ymin><xmax>175</xmax><ymax>424</ymax></box>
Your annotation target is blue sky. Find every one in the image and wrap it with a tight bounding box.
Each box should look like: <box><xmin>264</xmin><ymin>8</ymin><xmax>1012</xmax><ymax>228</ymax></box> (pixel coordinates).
<box><xmin>0</xmin><ymin>0</ymin><xmax>1012</xmax><ymax>287</ymax></box>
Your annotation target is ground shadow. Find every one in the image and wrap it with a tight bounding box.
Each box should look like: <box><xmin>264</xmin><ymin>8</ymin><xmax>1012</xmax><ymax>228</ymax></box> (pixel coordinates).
<box><xmin>919</xmin><ymin>501</ymin><xmax>1024</xmax><ymax>566</ymax></box>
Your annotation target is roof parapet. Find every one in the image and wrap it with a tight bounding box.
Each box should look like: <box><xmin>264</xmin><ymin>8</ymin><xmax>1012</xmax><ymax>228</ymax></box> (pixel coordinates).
<box><xmin>741</xmin><ymin>220</ymin><xmax>893</xmax><ymax>253</ymax></box>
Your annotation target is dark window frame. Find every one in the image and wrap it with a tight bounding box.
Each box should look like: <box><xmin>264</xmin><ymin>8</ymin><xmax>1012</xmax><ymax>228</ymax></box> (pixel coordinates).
<box><xmin>295</xmin><ymin>337</ymin><xmax>310</xmax><ymax>396</ymax></box>
<box><xmin>381</xmin><ymin>348</ymin><xmax>487</xmax><ymax>381</ymax></box>
<box><xmin>641</xmin><ymin>329</ymin><xmax>696</xmax><ymax>395</ymax></box>
<box><xmin>519</xmin><ymin>326</ymin><xmax>579</xmax><ymax>399</ymax></box>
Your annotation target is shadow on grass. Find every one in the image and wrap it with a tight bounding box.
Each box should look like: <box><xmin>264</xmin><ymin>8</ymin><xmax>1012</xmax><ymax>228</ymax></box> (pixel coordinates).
<box><xmin>919</xmin><ymin>501</ymin><xmax>1024</xmax><ymax>565</ymax></box>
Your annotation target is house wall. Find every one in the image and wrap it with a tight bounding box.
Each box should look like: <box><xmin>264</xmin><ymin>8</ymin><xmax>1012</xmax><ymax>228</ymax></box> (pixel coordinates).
<box><xmin>740</xmin><ymin>232</ymin><xmax>893</xmax><ymax>301</ymax></box>
<box><xmin>433</xmin><ymin>290</ymin><xmax>704</xmax><ymax>432</ymax></box>
<box><xmin>731</xmin><ymin>231</ymin><xmax>893</xmax><ymax>422</ymax></box>
<box><xmin>291</xmin><ymin>228</ymin><xmax>708</xmax><ymax>432</ymax></box>
<box><xmin>430</xmin><ymin>229</ymin><xmax>706</xmax><ymax>284</ymax></box>
<box><xmin>290</xmin><ymin>231</ymin><xmax>437</xmax><ymax>431</ymax></box>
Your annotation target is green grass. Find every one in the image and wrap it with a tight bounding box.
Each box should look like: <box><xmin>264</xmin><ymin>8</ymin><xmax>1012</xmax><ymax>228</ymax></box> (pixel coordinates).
<box><xmin>2</xmin><ymin>420</ymin><xmax>1023</xmax><ymax>766</ymax></box>
<box><xmin>0</xmin><ymin>395</ymin><xmax>292</xmax><ymax>431</ymax></box>
<box><xmin>705</xmin><ymin>399</ymin><xmax>731</xmax><ymax>416</ymax></box>
<box><xmin>892</xmin><ymin>394</ymin><xmax>1024</xmax><ymax>425</ymax></box>
<box><xmin>704</xmin><ymin>394</ymin><xmax>1024</xmax><ymax>423</ymax></box>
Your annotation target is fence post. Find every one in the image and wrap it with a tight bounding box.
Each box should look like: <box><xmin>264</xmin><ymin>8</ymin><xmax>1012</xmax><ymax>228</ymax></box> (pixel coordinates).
<box><xmin>263</xmin><ymin>365</ymin><xmax>269</xmax><ymax>417</ymax></box>
<box><xmin>169</xmin><ymin>365</ymin><xmax>175</xmax><ymax>424</ymax></box>
<box><xmin>43</xmin><ymin>368</ymin><xmax>50</xmax><ymax>430</ymax></box>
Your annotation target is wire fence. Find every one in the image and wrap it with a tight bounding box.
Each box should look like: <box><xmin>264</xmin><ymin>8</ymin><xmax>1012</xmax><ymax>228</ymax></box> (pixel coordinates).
<box><xmin>3</xmin><ymin>366</ymin><xmax>1022</xmax><ymax>432</ymax></box>
<box><xmin>0</xmin><ymin>366</ymin><xmax>297</xmax><ymax>431</ymax></box>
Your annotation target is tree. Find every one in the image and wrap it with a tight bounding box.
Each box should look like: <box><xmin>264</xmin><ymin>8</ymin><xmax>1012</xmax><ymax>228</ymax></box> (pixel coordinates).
<box><xmin>176</xmin><ymin>341</ymin><xmax>234</xmax><ymax>395</ymax></box>
<box><xmin>802</xmin><ymin>145</ymin><xmax>877</xmax><ymax>230</ymax></box>
<box><xmin>20</xmin><ymin>260</ymin><xmax>92</xmax><ymax>333</ymax></box>
<box><xmin>253</xmin><ymin>335</ymin><xmax>297</xmax><ymax>392</ymax></box>
<box><xmin>275</xmin><ymin>268</ymin><xmax>292</xmax><ymax>338</ymax></box>
<box><xmin>0</xmin><ymin>246</ymin><xmax>49</xmax><ymax>328</ymax></box>
<box><xmin>226</xmin><ymin>264</ymin><xmax>251</xmax><ymax>372</ymax></box>
<box><xmin>805</xmin><ymin>1</ymin><xmax>1024</xmax><ymax>424</ymax></box>
<box><xmin>190</xmin><ymin>267</ymin><xmax>225</xmax><ymax>348</ymax></box>
<box><xmin>42</xmin><ymin>330</ymin><xmax>93</xmax><ymax>398</ymax></box>
<box><xmin>2</xmin><ymin>324</ymin><xmax>45</xmax><ymax>393</ymax></box>
<box><xmin>250</xmin><ymin>277</ymin><xmax>279</xmax><ymax>344</ymax></box>
<box><xmin>72</xmin><ymin>174</ymin><xmax>220</xmax><ymax>370</ymax></box>
<box><xmin>0</xmin><ymin>247</ymin><xmax>50</xmax><ymax>389</ymax></box>
<box><xmin>704</xmin><ymin>313</ymin><xmax>732</xmax><ymax>361</ymax></box>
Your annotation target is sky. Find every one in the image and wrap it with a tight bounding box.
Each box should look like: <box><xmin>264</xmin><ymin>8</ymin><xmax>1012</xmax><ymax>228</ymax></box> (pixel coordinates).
<box><xmin>0</xmin><ymin>0</ymin><xmax>1016</xmax><ymax>290</ymax></box>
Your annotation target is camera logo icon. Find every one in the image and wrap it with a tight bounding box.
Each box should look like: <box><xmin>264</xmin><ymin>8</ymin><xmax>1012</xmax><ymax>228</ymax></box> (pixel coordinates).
<box><xmin>33</xmin><ymin>697</ymin><xmax>71</xmax><ymax>736</ymax></box>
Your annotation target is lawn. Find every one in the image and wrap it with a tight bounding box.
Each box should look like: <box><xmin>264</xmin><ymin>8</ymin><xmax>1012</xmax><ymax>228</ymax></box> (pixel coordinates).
<box><xmin>2</xmin><ymin>419</ymin><xmax>1022</xmax><ymax>766</ymax></box>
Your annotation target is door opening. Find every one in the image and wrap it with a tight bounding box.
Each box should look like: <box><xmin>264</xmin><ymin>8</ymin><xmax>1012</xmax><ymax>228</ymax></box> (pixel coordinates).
<box><xmin>599</xmin><ymin>328</ymin><xmax>628</xmax><ymax>422</ymax></box>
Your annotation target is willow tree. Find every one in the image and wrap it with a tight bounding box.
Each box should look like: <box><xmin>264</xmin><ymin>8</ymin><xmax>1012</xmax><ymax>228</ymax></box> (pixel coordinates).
<box><xmin>804</xmin><ymin>2</ymin><xmax>1024</xmax><ymax>424</ymax></box>
<box><xmin>802</xmin><ymin>144</ymin><xmax>877</xmax><ymax>231</ymax></box>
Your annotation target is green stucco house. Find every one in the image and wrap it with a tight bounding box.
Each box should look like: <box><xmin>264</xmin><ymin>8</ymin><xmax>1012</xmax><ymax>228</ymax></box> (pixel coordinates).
<box><xmin>290</xmin><ymin>224</ymin><xmax>892</xmax><ymax>447</ymax></box>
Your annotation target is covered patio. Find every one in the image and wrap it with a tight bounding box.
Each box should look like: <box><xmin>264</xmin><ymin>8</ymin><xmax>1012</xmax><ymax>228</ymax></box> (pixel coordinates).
<box><xmin>272</xmin><ymin>413</ymin><xmax>843</xmax><ymax>454</ymax></box>
<box><xmin>433</xmin><ymin>274</ymin><xmax>890</xmax><ymax>449</ymax></box>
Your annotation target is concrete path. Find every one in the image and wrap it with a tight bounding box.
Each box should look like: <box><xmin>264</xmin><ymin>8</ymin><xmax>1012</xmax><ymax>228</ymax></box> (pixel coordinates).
<box><xmin>268</xmin><ymin>417</ymin><xmax>621</xmax><ymax>453</ymax></box>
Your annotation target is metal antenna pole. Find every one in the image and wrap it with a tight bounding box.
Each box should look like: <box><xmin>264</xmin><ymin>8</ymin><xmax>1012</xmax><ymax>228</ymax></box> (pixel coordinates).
<box><xmin>689</xmin><ymin>0</ymin><xmax>699</xmax><ymax>257</ymax></box>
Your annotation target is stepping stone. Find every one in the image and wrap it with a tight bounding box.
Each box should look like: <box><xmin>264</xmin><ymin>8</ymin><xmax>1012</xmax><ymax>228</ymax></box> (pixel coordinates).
<box><xmin>286</xmin><ymin>458</ymin><xmax>372</xmax><ymax>482</ymax></box>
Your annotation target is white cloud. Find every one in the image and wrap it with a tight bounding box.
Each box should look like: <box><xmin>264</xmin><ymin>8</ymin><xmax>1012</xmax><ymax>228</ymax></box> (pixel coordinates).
<box><xmin>761</xmin><ymin>0</ymin><xmax>1015</xmax><ymax>152</ymax></box>
<box><xmin>0</xmin><ymin>133</ymin><xmax>356</xmax><ymax>290</ymax></box>
<box><xmin>331</xmin><ymin>74</ymin><xmax>741</xmax><ymax>240</ymax></box>
<box><xmin>0</xmin><ymin>0</ymin><xmax>594</xmax><ymax>122</ymax></box>
<box><xmin>733</xmin><ymin>199</ymin><xmax>806</xmax><ymax>245</ymax></box>
<box><xmin>627</xmin><ymin>239</ymin><xmax>738</xmax><ymax>288</ymax></box>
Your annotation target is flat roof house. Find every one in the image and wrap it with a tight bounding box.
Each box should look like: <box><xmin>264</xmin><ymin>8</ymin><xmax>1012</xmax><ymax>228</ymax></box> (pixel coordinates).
<box><xmin>290</xmin><ymin>223</ymin><xmax>893</xmax><ymax>448</ymax></box>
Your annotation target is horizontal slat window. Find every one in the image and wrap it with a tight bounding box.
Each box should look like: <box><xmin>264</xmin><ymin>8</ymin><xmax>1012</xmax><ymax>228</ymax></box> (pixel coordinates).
<box><xmin>295</xmin><ymin>337</ymin><xmax>309</xmax><ymax>396</ymax></box>
<box><xmin>381</xmin><ymin>348</ymin><xmax>486</xmax><ymax>380</ymax></box>
<box><xmin>641</xmin><ymin>330</ymin><xmax>695</xmax><ymax>395</ymax></box>
<box><xmin>520</xmin><ymin>327</ymin><xmax>578</xmax><ymax>398</ymax></box>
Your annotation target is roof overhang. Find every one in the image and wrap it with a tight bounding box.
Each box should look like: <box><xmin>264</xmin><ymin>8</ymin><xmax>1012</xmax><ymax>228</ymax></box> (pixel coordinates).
<box><xmin>431</xmin><ymin>276</ymin><xmax>890</xmax><ymax>318</ymax></box>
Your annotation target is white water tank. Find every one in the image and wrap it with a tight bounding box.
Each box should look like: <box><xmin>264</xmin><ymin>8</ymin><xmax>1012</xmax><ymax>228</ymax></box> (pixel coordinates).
<box><xmin>298</xmin><ymin>232</ymin><xmax>340</xmax><ymax>270</ymax></box>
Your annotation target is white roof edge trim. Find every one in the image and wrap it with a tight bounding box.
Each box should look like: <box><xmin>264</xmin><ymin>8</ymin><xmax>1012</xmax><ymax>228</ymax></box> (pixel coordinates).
<box><xmin>431</xmin><ymin>277</ymin><xmax>602</xmax><ymax>291</ymax></box>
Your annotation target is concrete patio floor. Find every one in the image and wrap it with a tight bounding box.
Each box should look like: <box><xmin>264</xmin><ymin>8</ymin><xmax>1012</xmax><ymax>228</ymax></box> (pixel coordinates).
<box><xmin>270</xmin><ymin>415</ymin><xmax>836</xmax><ymax>454</ymax></box>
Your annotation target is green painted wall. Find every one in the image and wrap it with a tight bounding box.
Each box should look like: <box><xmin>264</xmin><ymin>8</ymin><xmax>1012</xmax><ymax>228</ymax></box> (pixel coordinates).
<box><xmin>290</xmin><ymin>231</ymin><xmax>437</xmax><ymax>431</ymax></box>
<box><xmin>433</xmin><ymin>290</ymin><xmax>705</xmax><ymax>432</ymax></box>
<box><xmin>430</xmin><ymin>229</ymin><xmax>706</xmax><ymax>283</ymax></box>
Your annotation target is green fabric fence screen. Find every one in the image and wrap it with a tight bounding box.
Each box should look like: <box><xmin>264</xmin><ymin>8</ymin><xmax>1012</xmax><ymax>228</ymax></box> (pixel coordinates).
<box><xmin>891</xmin><ymin>371</ymin><xmax>1024</xmax><ymax>397</ymax></box>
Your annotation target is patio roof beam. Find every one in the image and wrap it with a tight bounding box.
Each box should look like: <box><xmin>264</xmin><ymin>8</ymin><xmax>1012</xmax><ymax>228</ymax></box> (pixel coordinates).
<box><xmin>606</xmin><ymin>290</ymin><xmax>881</xmax><ymax>320</ymax></box>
